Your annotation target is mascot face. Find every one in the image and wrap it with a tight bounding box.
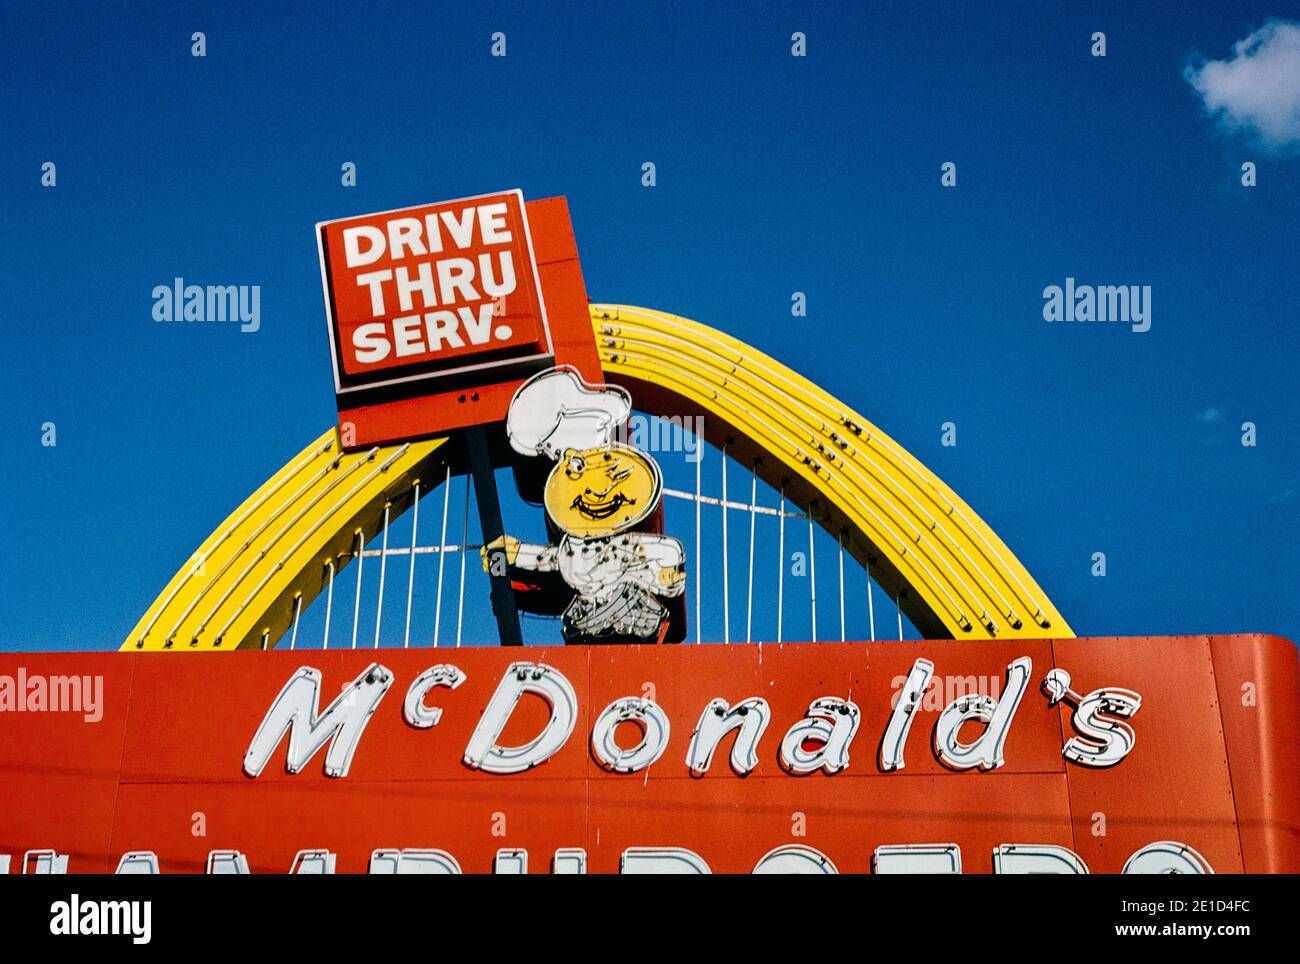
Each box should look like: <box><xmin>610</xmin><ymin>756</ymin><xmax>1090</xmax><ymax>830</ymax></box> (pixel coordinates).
<box><xmin>544</xmin><ymin>444</ymin><xmax>662</xmax><ymax>537</ymax></box>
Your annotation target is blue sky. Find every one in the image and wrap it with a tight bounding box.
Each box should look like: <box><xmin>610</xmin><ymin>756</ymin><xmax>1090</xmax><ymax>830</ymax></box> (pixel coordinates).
<box><xmin>1</xmin><ymin>1</ymin><xmax>1297</xmax><ymax>651</ymax></box>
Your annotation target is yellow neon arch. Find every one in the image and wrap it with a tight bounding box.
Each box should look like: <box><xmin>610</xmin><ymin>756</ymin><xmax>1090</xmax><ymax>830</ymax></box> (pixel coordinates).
<box><xmin>123</xmin><ymin>304</ymin><xmax>1071</xmax><ymax>651</ymax></box>
<box><xmin>592</xmin><ymin>305</ymin><xmax>1070</xmax><ymax>640</ymax></box>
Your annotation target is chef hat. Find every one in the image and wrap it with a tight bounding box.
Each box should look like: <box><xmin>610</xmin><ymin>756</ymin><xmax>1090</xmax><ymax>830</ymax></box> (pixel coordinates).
<box><xmin>506</xmin><ymin>366</ymin><xmax>632</xmax><ymax>460</ymax></box>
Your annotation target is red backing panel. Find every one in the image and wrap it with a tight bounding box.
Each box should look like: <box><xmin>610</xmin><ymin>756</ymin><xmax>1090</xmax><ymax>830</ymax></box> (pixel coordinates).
<box><xmin>586</xmin><ymin>772</ymin><xmax>1074</xmax><ymax>873</ymax></box>
<box><xmin>1</xmin><ymin>636</ymin><xmax>1297</xmax><ymax>872</ymax></box>
<box><xmin>109</xmin><ymin>779</ymin><xmax>588</xmax><ymax>875</ymax></box>
<box><xmin>0</xmin><ymin>653</ymin><xmax>135</xmax><ymax>873</ymax></box>
<box><xmin>1051</xmin><ymin>635</ymin><xmax>1245</xmax><ymax>874</ymax></box>
<box><xmin>1209</xmin><ymin>633</ymin><xmax>1300</xmax><ymax>872</ymax></box>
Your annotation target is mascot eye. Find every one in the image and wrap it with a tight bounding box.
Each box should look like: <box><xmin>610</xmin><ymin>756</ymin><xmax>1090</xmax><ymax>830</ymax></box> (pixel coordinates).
<box><xmin>566</xmin><ymin>455</ymin><xmax>586</xmax><ymax>478</ymax></box>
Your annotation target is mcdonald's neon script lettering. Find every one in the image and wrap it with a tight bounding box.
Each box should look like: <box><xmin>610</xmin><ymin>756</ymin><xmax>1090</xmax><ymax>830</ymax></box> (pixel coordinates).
<box><xmin>242</xmin><ymin>657</ymin><xmax>1140</xmax><ymax>780</ymax></box>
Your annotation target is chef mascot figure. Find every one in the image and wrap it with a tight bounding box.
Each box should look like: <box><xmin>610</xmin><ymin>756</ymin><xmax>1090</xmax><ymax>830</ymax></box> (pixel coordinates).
<box><xmin>482</xmin><ymin>366</ymin><xmax>687</xmax><ymax>644</ymax></box>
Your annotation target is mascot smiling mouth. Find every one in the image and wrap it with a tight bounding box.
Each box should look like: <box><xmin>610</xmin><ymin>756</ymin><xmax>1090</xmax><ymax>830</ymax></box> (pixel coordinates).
<box><xmin>572</xmin><ymin>490</ymin><xmax>636</xmax><ymax>519</ymax></box>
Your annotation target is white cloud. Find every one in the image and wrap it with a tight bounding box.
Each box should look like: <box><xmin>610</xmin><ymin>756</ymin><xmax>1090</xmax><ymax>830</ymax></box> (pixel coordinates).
<box><xmin>1186</xmin><ymin>20</ymin><xmax>1300</xmax><ymax>152</ymax></box>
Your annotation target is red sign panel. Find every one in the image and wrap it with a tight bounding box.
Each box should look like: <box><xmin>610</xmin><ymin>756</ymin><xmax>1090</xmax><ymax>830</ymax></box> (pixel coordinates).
<box><xmin>323</xmin><ymin>195</ymin><xmax>602</xmax><ymax>447</ymax></box>
<box><xmin>1</xmin><ymin>635</ymin><xmax>1296</xmax><ymax>873</ymax></box>
<box><xmin>318</xmin><ymin>189</ymin><xmax>552</xmax><ymax>395</ymax></box>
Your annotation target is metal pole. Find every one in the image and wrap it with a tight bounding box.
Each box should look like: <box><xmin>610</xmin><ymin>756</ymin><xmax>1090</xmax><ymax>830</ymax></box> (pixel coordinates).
<box><xmin>456</xmin><ymin>472</ymin><xmax>470</xmax><ymax>648</ymax></box>
<box><xmin>746</xmin><ymin>463</ymin><xmax>756</xmax><ymax>644</ymax></box>
<box><xmin>721</xmin><ymin>444</ymin><xmax>730</xmax><ymax>644</ymax></box>
<box><xmin>808</xmin><ymin>511</ymin><xmax>817</xmax><ymax>641</ymax></box>
<box><xmin>433</xmin><ymin>465</ymin><xmax>451</xmax><ymax>646</ymax></box>
<box><xmin>290</xmin><ymin>594</ymin><xmax>302</xmax><ymax>650</ymax></box>
<box><xmin>865</xmin><ymin>557</ymin><xmax>876</xmax><ymax>642</ymax></box>
<box><xmin>838</xmin><ymin>532</ymin><xmax>846</xmax><ymax>642</ymax></box>
<box><xmin>777</xmin><ymin>484</ymin><xmax>785</xmax><ymax>644</ymax></box>
<box><xmin>350</xmin><ymin>528</ymin><xmax>364</xmax><ymax>650</ymax></box>
<box><xmin>466</xmin><ymin>426</ymin><xmax>523</xmax><ymax>645</ymax></box>
<box><xmin>322</xmin><ymin>560</ymin><xmax>334</xmax><ymax>649</ymax></box>
<box><xmin>403</xmin><ymin>482</ymin><xmax>420</xmax><ymax>648</ymax></box>
<box><xmin>694</xmin><ymin>442</ymin><xmax>702</xmax><ymax>643</ymax></box>
<box><xmin>374</xmin><ymin>502</ymin><xmax>390</xmax><ymax>648</ymax></box>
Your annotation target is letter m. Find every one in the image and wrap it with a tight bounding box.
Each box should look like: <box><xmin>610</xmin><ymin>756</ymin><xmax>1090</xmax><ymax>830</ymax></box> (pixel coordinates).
<box><xmin>1098</xmin><ymin>285</ymin><xmax>1128</xmax><ymax>321</ymax></box>
<box><xmin>243</xmin><ymin>664</ymin><xmax>393</xmax><ymax>779</ymax></box>
<box><xmin>206</xmin><ymin>285</ymin><xmax>237</xmax><ymax>322</ymax></box>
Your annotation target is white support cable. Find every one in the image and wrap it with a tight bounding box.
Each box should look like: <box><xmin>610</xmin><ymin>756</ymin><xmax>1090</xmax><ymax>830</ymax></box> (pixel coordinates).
<box><xmin>866</xmin><ymin>557</ymin><xmax>876</xmax><ymax>642</ymax></box>
<box><xmin>362</xmin><ymin>544</ymin><xmax>478</xmax><ymax>558</ymax></box>
<box><xmin>746</xmin><ymin>464</ymin><xmax>756</xmax><ymax>644</ymax></box>
<box><xmin>777</xmin><ymin>484</ymin><xmax>785</xmax><ymax>644</ymax></box>
<box><xmin>350</xmin><ymin>528</ymin><xmax>364</xmax><ymax>650</ymax></box>
<box><xmin>373</xmin><ymin>502</ymin><xmax>391</xmax><ymax>648</ymax></box>
<box><xmin>290</xmin><ymin>594</ymin><xmax>302</xmax><ymax>650</ymax></box>
<box><xmin>663</xmin><ymin>488</ymin><xmax>804</xmax><ymax>518</ymax></box>
<box><xmin>432</xmin><ymin>464</ymin><xmax>451</xmax><ymax>646</ymax></box>
<box><xmin>456</xmin><ymin>473</ymin><xmax>470</xmax><ymax>648</ymax></box>
<box><xmin>838</xmin><ymin>532</ymin><xmax>846</xmax><ymax>642</ymax></box>
<box><xmin>402</xmin><ymin>482</ymin><xmax>420</xmax><ymax>648</ymax></box>
<box><xmin>694</xmin><ymin>444</ymin><xmax>702</xmax><ymax>644</ymax></box>
<box><xmin>808</xmin><ymin>511</ymin><xmax>817</xmax><ymax>641</ymax></box>
<box><xmin>322</xmin><ymin>560</ymin><xmax>334</xmax><ymax>649</ymax></box>
<box><xmin>721</xmin><ymin>443</ymin><xmax>730</xmax><ymax>644</ymax></box>
<box><xmin>896</xmin><ymin>593</ymin><xmax>903</xmax><ymax>641</ymax></box>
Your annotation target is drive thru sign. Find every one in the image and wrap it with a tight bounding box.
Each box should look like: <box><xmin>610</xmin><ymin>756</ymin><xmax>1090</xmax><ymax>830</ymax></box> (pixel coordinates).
<box><xmin>318</xmin><ymin>190</ymin><xmax>553</xmax><ymax>395</ymax></box>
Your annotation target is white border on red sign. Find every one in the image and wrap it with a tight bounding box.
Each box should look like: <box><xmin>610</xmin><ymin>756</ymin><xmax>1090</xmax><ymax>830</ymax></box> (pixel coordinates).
<box><xmin>316</xmin><ymin>188</ymin><xmax>554</xmax><ymax>396</ymax></box>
